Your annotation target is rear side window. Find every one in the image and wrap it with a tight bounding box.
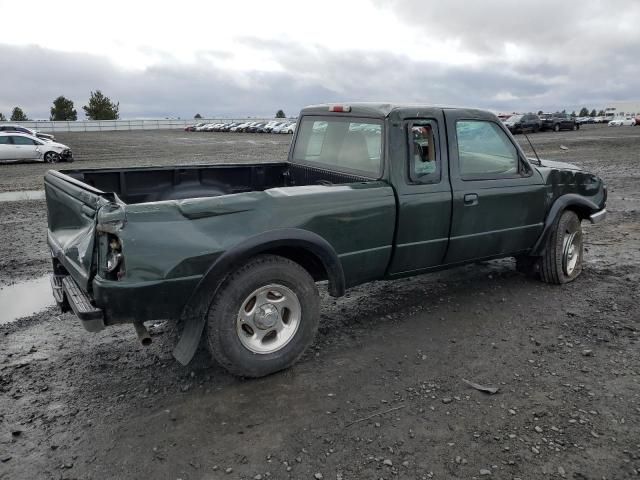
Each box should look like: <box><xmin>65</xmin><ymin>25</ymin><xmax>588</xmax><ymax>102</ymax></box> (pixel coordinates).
<box><xmin>0</xmin><ymin>136</ymin><xmax>10</xmax><ymax>144</ymax></box>
<box><xmin>11</xmin><ymin>136</ymin><xmax>37</xmax><ymax>145</ymax></box>
<box><xmin>456</xmin><ymin>120</ymin><xmax>519</xmax><ymax>180</ymax></box>
<box><xmin>408</xmin><ymin>121</ymin><xmax>440</xmax><ymax>183</ymax></box>
<box><xmin>293</xmin><ymin>116</ymin><xmax>383</xmax><ymax>177</ymax></box>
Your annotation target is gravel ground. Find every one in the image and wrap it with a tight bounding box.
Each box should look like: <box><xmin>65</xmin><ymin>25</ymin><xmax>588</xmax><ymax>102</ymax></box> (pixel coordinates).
<box><xmin>0</xmin><ymin>125</ymin><xmax>639</xmax><ymax>479</ymax></box>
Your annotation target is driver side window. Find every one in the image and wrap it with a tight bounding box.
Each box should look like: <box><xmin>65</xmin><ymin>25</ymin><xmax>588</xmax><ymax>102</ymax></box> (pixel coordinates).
<box><xmin>456</xmin><ymin>120</ymin><xmax>520</xmax><ymax>180</ymax></box>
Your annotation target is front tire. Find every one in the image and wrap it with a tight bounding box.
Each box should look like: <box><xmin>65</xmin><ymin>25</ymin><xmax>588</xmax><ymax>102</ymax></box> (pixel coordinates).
<box><xmin>206</xmin><ymin>254</ymin><xmax>320</xmax><ymax>378</ymax></box>
<box><xmin>540</xmin><ymin>210</ymin><xmax>584</xmax><ymax>284</ymax></box>
<box><xmin>554</xmin><ymin>124</ymin><xmax>560</xmax><ymax>132</ymax></box>
<box><xmin>44</xmin><ymin>151</ymin><xmax>60</xmax><ymax>163</ymax></box>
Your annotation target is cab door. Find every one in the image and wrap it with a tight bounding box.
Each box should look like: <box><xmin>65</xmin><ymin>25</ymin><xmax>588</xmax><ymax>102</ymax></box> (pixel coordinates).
<box><xmin>443</xmin><ymin>110</ymin><xmax>546</xmax><ymax>264</ymax></box>
<box><xmin>387</xmin><ymin>111</ymin><xmax>453</xmax><ymax>275</ymax></box>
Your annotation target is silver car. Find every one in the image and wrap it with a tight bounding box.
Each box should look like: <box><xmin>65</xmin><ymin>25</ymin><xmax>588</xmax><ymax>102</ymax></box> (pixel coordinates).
<box><xmin>0</xmin><ymin>132</ymin><xmax>73</xmax><ymax>163</ymax></box>
<box><xmin>0</xmin><ymin>124</ymin><xmax>55</xmax><ymax>141</ymax></box>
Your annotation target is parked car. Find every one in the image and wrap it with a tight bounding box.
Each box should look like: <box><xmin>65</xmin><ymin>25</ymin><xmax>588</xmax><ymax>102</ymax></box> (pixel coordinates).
<box><xmin>540</xmin><ymin>113</ymin><xmax>578</xmax><ymax>132</ymax></box>
<box><xmin>264</xmin><ymin>122</ymin><xmax>285</xmax><ymax>133</ymax></box>
<box><xmin>576</xmin><ymin>117</ymin><xmax>594</xmax><ymax>125</ymax></box>
<box><xmin>247</xmin><ymin>123</ymin><xmax>266</xmax><ymax>133</ymax></box>
<box><xmin>271</xmin><ymin>123</ymin><xmax>285</xmax><ymax>133</ymax></box>
<box><xmin>0</xmin><ymin>124</ymin><xmax>55</xmax><ymax>141</ymax></box>
<box><xmin>45</xmin><ymin>102</ymin><xmax>606</xmax><ymax>378</ymax></box>
<box><xmin>185</xmin><ymin>123</ymin><xmax>206</xmax><ymax>132</ymax></box>
<box><xmin>284</xmin><ymin>123</ymin><xmax>296</xmax><ymax>134</ymax></box>
<box><xmin>608</xmin><ymin>117</ymin><xmax>636</xmax><ymax>126</ymax></box>
<box><xmin>503</xmin><ymin>113</ymin><xmax>541</xmax><ymax>133</ymax></box>
<box><xmin>220</xmin><ymin>123</ymin><xmax>238</xmax><ymax>132</ymax></box>
<box><xmin>0</xmin><ymin>132</ymin><xmax>72</xmax><ymax>163</ymax></box>
<box><xmin>635</xmin><ymin>115</ymin><xmax>640</xmax><ymax>126</ymax></box>
<box><xmin>230</xmin><ymin>122</ymin><xmax>250</xmax><ymax>132</ymax></box>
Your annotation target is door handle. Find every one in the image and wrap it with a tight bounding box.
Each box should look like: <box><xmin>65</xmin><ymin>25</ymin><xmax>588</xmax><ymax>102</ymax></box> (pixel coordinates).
<box><xmin>464</xmin><ymin>193</ymin><xmax>479</xmax><ymax>206</ymax></box>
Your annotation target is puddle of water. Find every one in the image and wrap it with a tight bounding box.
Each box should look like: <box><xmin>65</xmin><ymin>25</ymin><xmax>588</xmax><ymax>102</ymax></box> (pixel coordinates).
<box><xmin>0</xmin><ymin>276</ymin><xmax>55</xmax><ymax>324</ymax></box>
<box><xmin>0</xmin><ymin>190</ymin><xmax>45</xmax><ymax>202</ymax></box>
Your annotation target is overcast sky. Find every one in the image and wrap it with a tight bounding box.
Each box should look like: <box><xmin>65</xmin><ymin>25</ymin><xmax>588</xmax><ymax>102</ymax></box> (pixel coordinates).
<box><xmin>1</xmin><ymin>0</ymin><xmax>639</xmax><ymax>119</ymax></box>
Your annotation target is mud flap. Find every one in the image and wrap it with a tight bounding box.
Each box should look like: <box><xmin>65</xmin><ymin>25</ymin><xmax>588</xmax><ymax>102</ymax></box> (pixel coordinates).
<box><xmin>172</xmin><ymin>314</ymin><xmax>207</xmax><ymax>365</ymax></box>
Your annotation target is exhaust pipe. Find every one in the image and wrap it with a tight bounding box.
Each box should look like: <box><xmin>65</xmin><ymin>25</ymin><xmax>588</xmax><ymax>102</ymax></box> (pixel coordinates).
<box><xmin>133</xmin><ymin>322</ymin><xmax>152</xmax><ymax>346</ymax></box>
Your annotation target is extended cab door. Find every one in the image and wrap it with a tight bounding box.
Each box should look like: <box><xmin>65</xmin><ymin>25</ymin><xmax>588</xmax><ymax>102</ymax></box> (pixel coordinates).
<box><xmin>443</xmin><ymin>110</ymin><xmax>546</xmax><ymax>264</ymax></box>
<box><xmin>387</xmin><ymin>111</ymin><xmax>452</xmax><ymax>275</ymax></box>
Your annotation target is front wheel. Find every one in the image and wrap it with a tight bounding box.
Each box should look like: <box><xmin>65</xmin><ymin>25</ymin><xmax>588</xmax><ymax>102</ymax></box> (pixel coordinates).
<box><xmin>540</xmin><ymin>210</ymin><xmax>583</xmax><ymax>284</ymax></box>
<box><xmin>44</xmin><ymin>151</ymin><xmax>60</xmax><ymax>163</ymax></box>
<box><xmin>554</xmin><ymin>124</ymin><xmax>560</xmax><ymax>132</ymax></box>
<box><xmin>206</xmin><ymin>254</ymin><xmax>320</xmax><ymax>377</ymax></box>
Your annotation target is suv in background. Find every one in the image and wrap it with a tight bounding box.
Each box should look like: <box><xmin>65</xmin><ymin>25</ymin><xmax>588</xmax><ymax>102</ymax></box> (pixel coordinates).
<box><xmin>503</xmin><ymin>113</ymin><xmax>541</xmax><ymax>133</ymax></box>
<box><xmin>540</xmin><ymin>113</ymin><xmax>578</xmax><ymax>132</ymax></box>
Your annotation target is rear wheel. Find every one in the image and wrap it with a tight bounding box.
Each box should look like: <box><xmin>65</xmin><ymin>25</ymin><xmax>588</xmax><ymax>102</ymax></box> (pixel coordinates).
<box><xmin>540</xmin><ymin>210</ymin><xmax>583</xmax><ymax>284</ymax></box>
<box><xmin>206</xmin><ymin>254</ymin><xmax>320</xmax><ymax>377</ymax></box>
<box><xmin>554</xmin><ymin>124</ymin><xmax>560</xmax><ymax>132</ymax></box>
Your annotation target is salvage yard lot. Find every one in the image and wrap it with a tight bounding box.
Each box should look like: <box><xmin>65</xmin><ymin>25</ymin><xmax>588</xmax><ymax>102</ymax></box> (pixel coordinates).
<box><xmin>1</xmin><ymin>125</ymin><xmax>639</xmax><ymax>479</ymax></box>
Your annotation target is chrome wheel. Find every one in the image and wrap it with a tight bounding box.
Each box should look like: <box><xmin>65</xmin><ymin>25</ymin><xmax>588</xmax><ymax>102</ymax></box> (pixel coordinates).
<box><xmin>236</xmin><ymin>284</ymin><xmax>301</xmax><ymax>354</ymax></box>
<box><xmin>562</xmin><ymin>231</ymin><xmax>580</xmax><ymax>276</ymax></box>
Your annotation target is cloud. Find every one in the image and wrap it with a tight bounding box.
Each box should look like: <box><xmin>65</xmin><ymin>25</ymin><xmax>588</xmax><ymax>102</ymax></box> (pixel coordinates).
<box><xmin>1</xmin><ymin>15</ymin><xmax>639</xmax><ymax>121</ymax></box>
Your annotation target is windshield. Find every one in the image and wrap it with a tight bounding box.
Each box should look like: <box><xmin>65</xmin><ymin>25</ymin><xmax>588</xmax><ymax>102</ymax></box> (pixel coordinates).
<box><xmin>292</xmin><ymin>116</ymin><xmax>383</xmax><ymax>176</ymax></box>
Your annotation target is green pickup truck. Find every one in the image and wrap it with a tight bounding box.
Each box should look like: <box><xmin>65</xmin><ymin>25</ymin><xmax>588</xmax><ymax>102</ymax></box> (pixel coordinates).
<box><xmin>45</xmin><ymin>103</ymin><xmax>607</xmax><ymax>377</ymax></box>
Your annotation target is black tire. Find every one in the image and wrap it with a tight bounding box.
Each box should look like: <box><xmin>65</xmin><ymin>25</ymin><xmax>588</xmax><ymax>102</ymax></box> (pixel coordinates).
<box><xmin>206</xmin><ymin>254</ymin><xmax>320</xmax><ymax>378</ymax></box>
<box><xmin>574</xmin><ymin>123</ymin><xmax>579</xmax><ymax>131</ymax></box>
<box><xmin>539</xmin><ymin>210</ymin><xmax>583</xmax><ymax>284</ymax></box>
<box><xmin>554</xmin><ymin>124</ymin><xmax>560</xmax><ymax>132</ymax></box>
<box><xmin>44</xmin><ymin>151</ymin><xmax>60</xmax><ymax>163</ymax></box>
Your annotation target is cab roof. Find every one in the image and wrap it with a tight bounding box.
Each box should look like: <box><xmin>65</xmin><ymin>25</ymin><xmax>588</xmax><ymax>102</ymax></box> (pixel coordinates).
<box><xmin>301</xmin><ymin>102</ymin><xmax>493</xmax><ymax>119</ymax></box>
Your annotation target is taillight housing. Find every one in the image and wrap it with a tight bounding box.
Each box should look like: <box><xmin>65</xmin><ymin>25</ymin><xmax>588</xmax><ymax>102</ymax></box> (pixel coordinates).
<box><xmin>329</xmin><ymin>105</ymin><xmax>351</xmax><ymax>112</ymax></box>
<box><xmin>105</xmin><ymin>235</ymin><xmax>125</xmax><ymax>280</ymax></box>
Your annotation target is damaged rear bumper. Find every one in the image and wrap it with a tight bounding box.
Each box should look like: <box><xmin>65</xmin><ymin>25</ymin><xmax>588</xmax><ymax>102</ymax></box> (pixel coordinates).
<box><xmin>52</xmin><ymin>274</ymin><xmax>105</xmax><ymax>332</ymax></box>
<box><xmin>51</xmin><ymin>271</ymin><xmax>201</xmax><ymax>330</ymax></box>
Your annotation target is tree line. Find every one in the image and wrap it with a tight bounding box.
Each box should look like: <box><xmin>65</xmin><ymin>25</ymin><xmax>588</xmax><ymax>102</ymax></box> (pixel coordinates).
<box><xmin>0</xmin><ymin>91</ymin><xmax>120</xmax><ymax>122</ymax></box>
<box><xmin>535</xmin><ymin>107</ymin><xmax>606</xmax><ymax>118</ymax></box>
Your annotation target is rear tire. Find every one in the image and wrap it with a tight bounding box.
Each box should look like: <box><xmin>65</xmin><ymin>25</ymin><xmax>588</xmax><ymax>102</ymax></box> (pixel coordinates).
<box><xmin>206</xmin><ymin>254</ymin><xmax>320</xmax><ymax>378</ymax></box>
<box><xmin>554</xmin><ymin>124</ymin><xmax>560</xmax><ymax>132</ymax></box>
<box><xmin>539</xmin><ymin>210</ymin><xmax>583</xmax><ymax>284</ymax></box>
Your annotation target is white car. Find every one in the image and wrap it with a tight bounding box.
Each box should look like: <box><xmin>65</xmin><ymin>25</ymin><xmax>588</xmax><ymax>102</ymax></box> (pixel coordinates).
<box><xmin>0</xmin><ymin>124</ymin><xmax>55</xmax><ymax>141</ymax></box>
<box><xmin>284</xmin><ymin>122</ymin><xmax>296</xmax><ymax>134</ymax></box>
<box><xmin>0</xmin><ymin>132</ymin><xmax>73</xmax><ymax>163</ymax></box>
<box><xmin>608</xmin><ymin>117</ymin><xmax>636</xmax><ymax>126</ymax></box>
<box><xmin>230</xmin><ymin>122</ymin><xmax>250</xmax><ymax>132</ymax></box>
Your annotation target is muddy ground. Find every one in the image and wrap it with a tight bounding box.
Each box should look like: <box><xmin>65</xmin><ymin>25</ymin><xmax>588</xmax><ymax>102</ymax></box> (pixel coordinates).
<box><xmin>0</xmin><ymin>125</ymin><xmax>639</xmax><ymax>479</ymax></box>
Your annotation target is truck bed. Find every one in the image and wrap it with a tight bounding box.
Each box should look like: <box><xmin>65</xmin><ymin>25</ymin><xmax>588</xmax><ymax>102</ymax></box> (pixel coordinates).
<box><xmin>60</xmin><ymin>162</ymin><xmax>371</xmax><ymax>204</ymax></box>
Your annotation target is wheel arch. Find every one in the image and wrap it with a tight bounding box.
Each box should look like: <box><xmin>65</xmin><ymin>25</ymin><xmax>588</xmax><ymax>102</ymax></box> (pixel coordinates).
<box><xmin>530</xmin><ymin>194</ymin><xmax>599</xmax><ymax>256</ymax></box>
<box><xmin>172</xmin><ymin>228</ymin><xmax>345</xmax><ymax>365</ymax></box>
